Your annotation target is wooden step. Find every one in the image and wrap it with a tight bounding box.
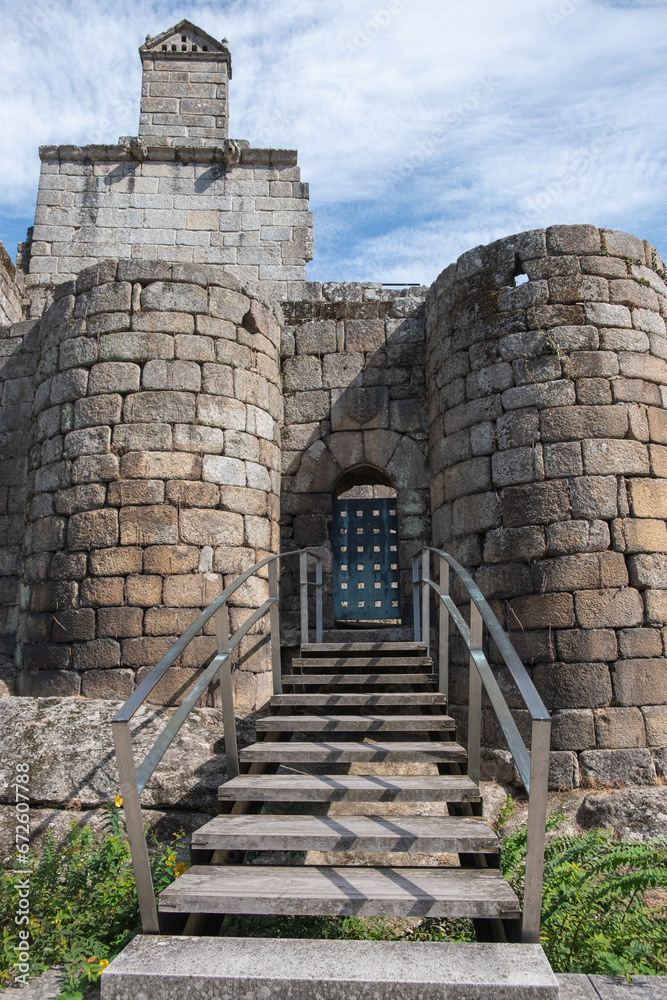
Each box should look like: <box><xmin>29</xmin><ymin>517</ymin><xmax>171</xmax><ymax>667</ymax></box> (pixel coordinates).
<box><xmin>302</xmin><ymin>642</ymin><xmax>427</xmax><ymax>657</ymax></box>
<box><xmin>282</xmin><ymin>673</ymin><xmax>438</xmax><ymax>687</ymax></box>
<box><xmin>158</xmin><ymin>864</ymin><xmax>521</xmax><ymax>919</ymax></box>
<box><xmin>256</xmin><ymin>714</ymin><xmax>455</xmax><ymax>732</ymax></box>
<box><xmin>239</xmin><ymin>741</ymin><xmax>467</xmax><ymax>764</ymax></box>
<box><xmin>192</xmin><ymin>814</ymin><xmax>498</xmax><ymax>854</ymax></box>
<box><xmin>292</xmin><ymin>657</ymin><xmax>433</xmax><ymax>672</ymax></box>
<box><xmin>270</xmin><ymin>693</ymin><xmax>446</xmax><ymax>707</ymax></box>
<box><xmin>218</xmin><ymin>773</ymin><xmax>481</xmax><ymax>803</ymax></box>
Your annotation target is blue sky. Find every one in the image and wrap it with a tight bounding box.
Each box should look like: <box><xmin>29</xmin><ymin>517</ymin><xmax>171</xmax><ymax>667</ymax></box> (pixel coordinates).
<box><xmin>1</xmin><ymin>0</ymin><xmax>666</xmax><ymax>285</ymax></box>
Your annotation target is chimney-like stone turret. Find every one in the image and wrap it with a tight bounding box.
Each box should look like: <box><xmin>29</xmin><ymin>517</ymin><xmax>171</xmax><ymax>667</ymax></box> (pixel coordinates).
<box><xmin>138</xmin><ymin>19</ymin><xmax>232</xmax><ymax>147</ymax></box>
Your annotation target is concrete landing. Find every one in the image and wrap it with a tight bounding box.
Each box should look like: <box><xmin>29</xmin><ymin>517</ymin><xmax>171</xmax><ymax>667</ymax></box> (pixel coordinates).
<box><xmin>101</xmin><ymin>935</ymin><xmax>559</xmax><ymax>1000</ymax></box>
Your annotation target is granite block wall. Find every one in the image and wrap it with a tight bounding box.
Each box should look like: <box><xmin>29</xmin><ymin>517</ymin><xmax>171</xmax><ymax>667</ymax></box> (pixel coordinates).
<box><xmin>14</xmin><ymin>262</ymin><xmax>282</xmax><ymax>712</ymax></box>
<box><xmin>138</xmin><ymin>23</ymin><xmax>231</xmax><ymax>147</ymax></box>
<box><xmin>0</xmin><ymin>241</ymin><xmax>23</xmax><ymax>326</ymax></box>
<box><xmin>24</xmin><ymin>145</ymin><xmax>313</xmax><ymax>318</ymax></box>
<box><xmin>279</xmin><ymin>282</ymin><xmax>431</xmax><ymax>637</ymax></box>
<box><xmin>426</xmin><ymin>224</ymin><xmax>667</xmax><ymax>789</ymax></box>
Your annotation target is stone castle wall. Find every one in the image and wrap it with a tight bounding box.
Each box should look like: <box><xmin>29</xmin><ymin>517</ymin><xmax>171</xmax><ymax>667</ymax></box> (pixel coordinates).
<box><xmin>426</xmin><ymin>224</ymin><xmax>667</xmax><ymax>790</ymax></box>
<box><xmin>278</xmin><ymin>283</ymin><xmax>430</xmax><ymax>637</ymax></box>
<box><xmin>24</xmin><ymin>146</ymin><xmax>313</xmax><ymax>318</ymax></box>
<box><xmin>14</xmin><ymin>261</ymin><xmax>282</xmax><ymax>713</ymax></box>
<box><xmin>0</xmin><ymin>242</ymin><xmax>23</xmax><ymax>326</ymax></box>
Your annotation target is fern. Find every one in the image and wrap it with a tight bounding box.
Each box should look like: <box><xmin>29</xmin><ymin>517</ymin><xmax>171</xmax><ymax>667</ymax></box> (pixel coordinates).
<box><xmin>500</xmin><ymin>811</ymin><xmax>667</xmax><ymax>976</ymax></box>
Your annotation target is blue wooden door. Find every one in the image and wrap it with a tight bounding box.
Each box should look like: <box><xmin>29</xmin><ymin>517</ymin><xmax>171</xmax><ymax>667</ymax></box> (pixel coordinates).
<box><xmin>332</xmin><ymin>498</ymin><xmax>400</xmax><ymax>622</ymax></box>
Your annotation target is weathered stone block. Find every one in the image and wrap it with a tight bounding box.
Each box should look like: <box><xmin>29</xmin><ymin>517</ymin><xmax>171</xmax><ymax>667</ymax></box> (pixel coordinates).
<box><xmin>533</xmin><ymin>661</ymin><xmax>612</xmax><ymax>709</ymax></box>
<box><xmin>71</xmin><ymin>454</ymin><xmax>119</xmax><ymax>485</ymax></box>
<box><xmin>80</xmin><ymin>576</ymin><xmax>125</xmax><ymax>607</ymax></box>
<box><xmin>197</xmin><ymin>393</ymin><xmax>246</xmax><ymax>429</ymax></box>
<box><xmin>500</xmin><ymin>480</ymin><xmax>570</xmax><ymax>528</ymax></box>
<box><xmin>29</xmin><ymin>670</ymin><xmax>81</xmax><ymax>697</ymax></box>
<box><xmin>508</xmin><ymin>592</ymin><xmax>575</xmax><ymax>629</ymax></box>
<box><xmin>628</xmin><ymin>553</ymin><xmax>667</xmax><ymax>589</ymax></box>
<box><xmin>81</xmin><ymin>668</ymin><xmax>134</xmax><ymax>699</ymax></box>
<box><xmin>641</xmin><ymin>705</ymin><xmax>667</xmax><ymax>746</ymax></box>
<box><xmin>546</xmin><ymin>224</ymin><xmax>600</xmax><ymax>256</ymax></box>
<box><xmin>132</xmin><ymin>312</ymin><xmax>193</xmax><ymax>335</ymax></box>
<box><xmin>496</xmin><ymin>408</ymin><xmax>540</xmax><ymax>451</ymax></box>
<box><xmin>74</xmin><ymin>394</ymin><xmax>122</xmax><ymax>429</ymax></box>
<box><xmin>72</xmin><ymin>637</ymin><xmax>121</xmax><ymax>670</ymax></box>
<box><xmin>76</xmin><ymin>281</ymin><xmax>131</xmax><ymax>317</ymax></box>
<box><xmin>97</xmin><ymin>606</ymin><xmax>144</xmax><ymax>638</ymax></box>
<box><xmin>612</xmin><ymin>658</ymin><xmax>667</xmax><ymax>706</ymax></box>
<box><xmin>594</xmin><ymin>707</ymin><xmax>646</xmax><ymax>749</ymax></box>
<box><xmin>283</xmin><ymin>355</ymin><xmax>322</xmax><ymax>392</ymax></box>
<box><xmin>331</xmin><ymin>386</ymin><xmax>388</xmax><ymax>431</ymax></box>
<box><xmin>88</xmin><ymin>362</ymin><xmax>140</xmax><ymax>395</ymax></box>
<box><xmin>209</xmin><ymin>287</ymin><xmax>250</xmax><ymax>324</ymax></box>
<box><xmin>124</xmin><ymin>390</ymin><xmax>195</xmax><ymax>424</ymax></box>
<box><xmin>540</xmin><ymin>405</ymin><xmax>628</xmax><ymax>442</ymax></box>
<box><xmin>175</xmin><ymin>334</ymin><xmax>215</xmax><ymax>362</ymax></box>
<box><xmin>549</xmin><ymin>750</ymin><xmax>579</xmax><ymax>790</ymax></box>
<box><xmin>68</xmin><ymin>509</ymin><xmax>118</xmax><ymax>551</ymax></box>
<box><xmin>569</xmin><ymin>476</ymin><xmax>618</xmax><ymax>520</ymax></box>
<box><xmin>162</xmin><ymin>573</ymin><xmax>221</xmax><ymax>608</ymax></box>
<box><xmin>502</xmin><ymin>380</ymin><xmax>575</xmax><ymax>411</ymax></box>
<box><xmin>106</xmin><ymin>480</ymin><xmax>165</xmax><ymax>506</ymax></box>
<box><xmin>140</xmin><ymin>281</ymin><xmax>208</xmax><ymax>313</ymax></box>
<box><xmin>295</xmin><ymin>320</ymin><xmax>336</xmax><ymax>355</ymax></box>
<box><xmin>575</xmin><ymin>587</ymin><xmax>643</xmax><ymax>628</ymax></box>
<box><xmin>610</xmin><ymin>279</ymin><xmax>659</xmax><ymax>311</ymax></box>
<box><xmin>120</xmin><ymin>505</ymin><xmax>179</xmax><ymax>546</ymax></box>
<box><xmin>120</xmin><ymin>452</ymin><xmax>201</xmax><ymax>480</ymax></box>
<box><xmin>543</xmin><ymin>442</ymin><xmax>582</xmax><ymax>478</ymax></box>
<box><xmin>64</xmin><ymin>426</ymin><xmax>111</xmax><ymax>460</ymax></box>
<box><xmin>50</xmin><ymin>369</ymin><xmax>88</xmax><ymax>405</ymax></box>
<box><xmin>50</xmin><ymin>607</ymin><xmax>96</xmax><ymax>642</ymax></box>
<box><xmin>444</xmin><ymin>456</ymin><xmax>491</xmax><ymax>501</ymax></box>
<box><xmin>99</xmin><ymin>332</ymin><xmax>174</xmax><ymax>362</ymax></box>
<box><xmin>125</xmin><ymin>575</ymin><xmax>163</xmax><ymax>607</ymax></box>
<box><xmin>54</xmin><ymin>483</ymin><xmax>106</xmax><ymax>516</ymax></box>
<box><xmin>581</xmin><ymin>438</ymin><xmax>649</xmax><ymax>476</ymax></box>
<box><xmin>550</xmin><ymin>709</ymin><xmax>596</xmax><ymax>751</ymax></box>
<box><xmin>451</xmin><ymin>492</ymin><xmax>501</xmax><ymax>536</ymax></box>
<box><xmin>491</xmin><ymin>447</ymin><xmax>535</xmax><ymax>487</ymax></box>
<box><xmin>143</xmin><ymin>545</ymin><xmax>199</xmax><ymax>575</ymax></box>
<box><xmin>142</xmin><ymin>359</ymin><xmax>201</xmax><ymax>392</ymax></box>
<box><xmin>617</xmin><ymin>627</ymin><xmax>663</xmax><ymax>659</ymax></box>
<box><xmin>89</xmin><ymin>547</ymin><xmax>142</xmax><ymax>576</ymax></box>
<box><xmin>611</xmin><ymin>518</ymin><xmax>667</xmax><ymax>554</ymax></box>
<box><xmin>579</xmin><ymin>748</ymin><xmax>656</xmax><ymax>787</ymax></box>
<box><xmin>556</xmin><ymin>628</ymin><xmax>617</xmax><ymax>663</ymax></box>
<box><xmin>483</xmin><ymin>526</ymin><xmax>545</xmax><ymax>564</ymax></box>
<box><xmin>179</xmin><ymin>508</ymin><xmax>244</xmax><ymax>546</ymax></box>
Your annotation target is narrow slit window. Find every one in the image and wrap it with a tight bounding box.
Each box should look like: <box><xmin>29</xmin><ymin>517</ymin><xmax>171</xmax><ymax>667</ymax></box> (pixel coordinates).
<box><xmin>192</xmin><ymin>44</ymin><xmax>198</xmax><ymax>51</ymax></box>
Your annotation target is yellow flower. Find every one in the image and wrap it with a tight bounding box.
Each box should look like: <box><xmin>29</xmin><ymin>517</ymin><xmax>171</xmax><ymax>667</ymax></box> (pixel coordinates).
<box><xmin>114</xmin><ymin>795</ymin><xmax>123</xmax><ymax>808</ymax></box>
<box><xmin>173</xmin><ymin>863</ymin><xmax>187</xmax><ymax>878</ymax></box>
<box><xmin>99</xmin><ymin>960</ymin><xmax>109</xmax><ymax>970</ymax></box>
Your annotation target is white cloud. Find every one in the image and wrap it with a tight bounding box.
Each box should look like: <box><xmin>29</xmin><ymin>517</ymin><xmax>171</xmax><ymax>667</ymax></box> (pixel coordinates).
<box><xmin>0</xmin><ymin>0</ymin><xmax>665</xmax><ymax>284</ymax></box>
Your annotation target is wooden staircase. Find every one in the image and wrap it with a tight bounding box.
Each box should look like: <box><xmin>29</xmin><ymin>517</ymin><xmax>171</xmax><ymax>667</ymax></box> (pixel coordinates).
<box><xmin>158</xmin><ymin>641</ymin><xmax>522</xmax><ymax>936</ymax></box>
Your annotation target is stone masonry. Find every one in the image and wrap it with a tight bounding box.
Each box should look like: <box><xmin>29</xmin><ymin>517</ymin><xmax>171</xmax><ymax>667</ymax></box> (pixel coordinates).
<box><xmin>426</xmin><ymin>224</ymin><xmax>667</xmax><ymax>790</ymax></box>
<box><xmin>1</xmin><ymin>22</ymin><xmax>667</xmax><ymax>790</ymax></box>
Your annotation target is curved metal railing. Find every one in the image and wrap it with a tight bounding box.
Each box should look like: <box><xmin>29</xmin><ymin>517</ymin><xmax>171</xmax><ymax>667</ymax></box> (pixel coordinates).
<box><xmin>111</xmin><ymin>548</ymin><xmax>322</xmax><ymax>934</ymax></box>
<box><xmin>412</xmin><ymin>547</ymin><xmax>551</xmax><ymax>944</ymax></box>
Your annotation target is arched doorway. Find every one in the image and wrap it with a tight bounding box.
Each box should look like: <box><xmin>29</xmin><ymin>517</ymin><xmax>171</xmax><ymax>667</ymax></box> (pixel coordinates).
<box><xmin>331</xmin><ymin>464</ymin><xmax>400</xmax><ymax>626</ymax></box>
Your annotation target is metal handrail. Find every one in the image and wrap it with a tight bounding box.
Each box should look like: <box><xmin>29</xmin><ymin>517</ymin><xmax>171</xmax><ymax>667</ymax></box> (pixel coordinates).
<box><xmin>412</xmin><ymin>546</ymin><xmax>551</xmax><ymax>945</ymax></box>
<box><xmin>111</xmin><ymin>547</ymin><xmax>323</xmax><ymax>934</ymax></box>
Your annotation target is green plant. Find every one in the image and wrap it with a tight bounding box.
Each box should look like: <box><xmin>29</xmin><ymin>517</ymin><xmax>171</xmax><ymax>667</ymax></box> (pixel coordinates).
<box><xmin>0</xmin><ymin>802</ymin><xmax>188</xmax><ymax>998</ymax></box>
<box><xmin>500</xmin><ymin>811</ymin><xmax>667</xmax><ymax>976</ymax></box>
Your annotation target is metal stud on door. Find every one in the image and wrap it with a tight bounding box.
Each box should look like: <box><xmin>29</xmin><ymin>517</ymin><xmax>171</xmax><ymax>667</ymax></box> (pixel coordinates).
<box><xmin>331</xmin><ymin>498</ymin><xmax>400</xmax><ymax>622</ymax></box>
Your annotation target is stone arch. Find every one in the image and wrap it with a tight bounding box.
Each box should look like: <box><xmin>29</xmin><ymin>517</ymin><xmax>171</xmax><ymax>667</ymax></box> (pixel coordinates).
<box><xmin>333</xmin><ymin>462</ymin><xmax>396</xmax><ymax>498</ymax></box>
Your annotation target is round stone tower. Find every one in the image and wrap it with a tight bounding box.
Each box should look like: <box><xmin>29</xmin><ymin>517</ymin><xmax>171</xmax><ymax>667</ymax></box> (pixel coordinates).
<box><xmin>426</xmin><ymin>225</ymin><xmax>667</xmax><ymax>789</ymax></box>
<box><xmin>17</xmin><ymin>261</ymin><xmax>282</xmax><ymax>712</ymax></box>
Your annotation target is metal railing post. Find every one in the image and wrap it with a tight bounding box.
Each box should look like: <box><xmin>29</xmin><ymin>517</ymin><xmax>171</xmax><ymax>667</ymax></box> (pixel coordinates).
<box><xmin>439</xmin><ymin>555</ymin><xmax>450</xmax><ymax>701</ymax></box>
<box><xmin>522</xmin><ymin>717</ymin><xmax>551</xmax><ymax>943</ymax></box>
<box><xmin>412</xmin><ymin>555</ymin><xmax>421</xmax><ymax>642</ymax></box>
<box><xmin>315</xmin><ymin>556</ymin><xmax>323</xmax><ymax>644</ymax></box>
<box><xmin>111</xmin><ymin>721</ymin><xmax>159</xmax><ymax>933</ymax></box>
<box><xmin>268</xmin><ymin>558</ymin><xmax>281</xmax><ymax>695</ymax></box>
<box><xmin>300</xmin><ymin>550</ymin><xmax>309</xmax><ymax>647</ymax></box>
<box><xmin>467</xmin><ymin>602</ymin><xmax>483</xmax><ymax>787</ymax></box>
<box><xmin>216</xmin><ymin>602</ymin><xmax>238</xmax><ymax>778</ymax></box>
<box><xmin>421</xmin><ymin>549</ymin><xmax>430</xmax><ymax>657</ymax></box>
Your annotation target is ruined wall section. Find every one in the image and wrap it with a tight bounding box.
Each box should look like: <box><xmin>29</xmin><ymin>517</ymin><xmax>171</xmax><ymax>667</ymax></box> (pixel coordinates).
<box><xmin>26</xmin><ymin>146</ymin><xmax>313</xmax><ymax>317</ymax></box>
<box><xmin>280</xmin><ymin>283</ymin><xmax>430</xmax><ymax>638</ymax></box>
<box><xmin>426</xmin><ymin>224</ymin><xmax>667</xmax><ymax>791</ymax></box>
<box><xmin>0</xmin><ymin>241</ymin><xmax>24</xmax><ymax>326</ymax></box>
<box><xmin>16</xmin><ymin>261</ymin><xmax>282</xmax><ymax>712</ymax></box>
